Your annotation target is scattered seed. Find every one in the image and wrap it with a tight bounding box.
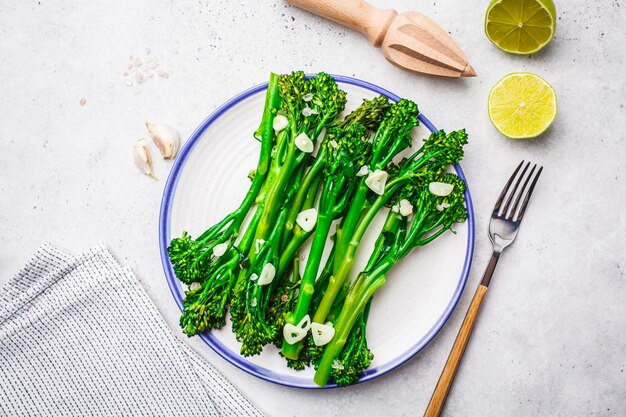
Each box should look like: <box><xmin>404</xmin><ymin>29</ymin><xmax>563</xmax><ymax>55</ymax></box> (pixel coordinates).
<box><xmin>79</xmin><ymin>98</ymin><xmax>86</xmax><ymax>106</ymax></box>
<box><xmin>135</xmin><ymin>73</ymin><xmax>144</xmax><ymax>84</ymax></box>
<box><xmin>157</xmin><ymin>70</ymin><xmax>169</xmax><ymax>78</ymax></box>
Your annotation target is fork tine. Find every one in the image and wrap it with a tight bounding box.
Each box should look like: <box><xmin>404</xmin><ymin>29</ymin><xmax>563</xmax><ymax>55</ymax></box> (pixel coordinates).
<box><xmin>493</xmin><ymin>161</ymin><xmax>524</xmax><ymax>214</ymax></box>
<box><xmin>501</xmin><ymin>161</ymin><xmax>530</xmax><ymax>217</ymax></box>
<box><xmin>510</xmin><ymin>164</ymin><xmax>537</xmax><ymax>219</ymax></box>
<box><xmin>515</xmin><ymin>166</ymin><xmax>543</xmax><ymax>222</ymax></box>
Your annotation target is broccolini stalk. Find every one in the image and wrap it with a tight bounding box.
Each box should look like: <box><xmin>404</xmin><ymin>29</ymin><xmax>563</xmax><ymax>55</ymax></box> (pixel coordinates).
<box><xmin>281</xmin><ymin>95</ymin><xmax>391</xmax><ymax>249</ymax></box>
<box><xmin>311</xmin><ymin>99</ymin><xmax>420</xmax><ymax>325</ymax></box>
<box><xmin>168</xmin><ymin>73</ymin><xmax>282</xmax><ymax>285</ymax></box>
<box><xmin>231</xmin><ymin>206</ymin><xmax>291</xmax><ymax>356</ymax></box>
<box><xmin>281</xmin><ymin>123</ymin><xmax>372</xmax><ymax>360</ymax></box>
<box><xmin>312</xmin><ymin>129</ymin><xmax>468</xmax><ymax>325</ymax></box>
<box><xmin>248</xmin><ymin>72</ymin><xmax>347</xmax><ymax>265</ymax></box>
<box><xmin>314</xmin><ymin>171</ymin><xmax>468</xmax><ymax>387</ymax></box>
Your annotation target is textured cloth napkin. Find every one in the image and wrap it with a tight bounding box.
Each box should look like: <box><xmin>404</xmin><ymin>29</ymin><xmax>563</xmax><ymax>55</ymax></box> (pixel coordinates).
<box><xmin>0</xmin><ymin>243</ymin><xmax>264</xmax><ymax>417</ymax></box>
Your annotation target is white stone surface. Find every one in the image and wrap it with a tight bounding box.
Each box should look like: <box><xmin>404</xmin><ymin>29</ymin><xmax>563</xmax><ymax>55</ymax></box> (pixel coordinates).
<box><xmin>1</xmin><ymin>1</ymin><xmax>625</xmax><ymax>416</ymax></box>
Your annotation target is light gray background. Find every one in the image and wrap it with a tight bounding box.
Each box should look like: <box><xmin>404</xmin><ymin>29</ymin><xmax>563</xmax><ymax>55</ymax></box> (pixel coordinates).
<box><xmin>1</xmin><ymin>1</ymin><xmax>625</xmax><ymax>416</ymax></box>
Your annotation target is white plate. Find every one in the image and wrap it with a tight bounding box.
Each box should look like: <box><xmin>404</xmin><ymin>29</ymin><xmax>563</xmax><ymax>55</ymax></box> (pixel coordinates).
<box><xmin>159</xmin><ymin>75</ymin><xmax>475</xmax><ymax>388</ymax></box>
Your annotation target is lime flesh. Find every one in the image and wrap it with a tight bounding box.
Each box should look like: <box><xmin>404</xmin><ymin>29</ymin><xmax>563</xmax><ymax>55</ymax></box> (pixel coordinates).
<box><xmin>488</xmin><ymin>72</ymin><xmax>557</xmax><ymax>139</ymax></box>
<box><xmin>485</xmin><ymin>0</ymin><xmax>556</xmax><ymax>54</ymax></box>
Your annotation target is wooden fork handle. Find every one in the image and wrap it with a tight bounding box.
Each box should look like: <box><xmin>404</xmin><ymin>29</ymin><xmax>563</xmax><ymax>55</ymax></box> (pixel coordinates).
<box><xmin>423</xmin><ymin>284</ymin><xmax>488</xmax><ymax>417</ymax></box>
<box><xmin>286</xmin><ymin>0</ymin><xmax>397</xmax><ymax>46</ymax></box>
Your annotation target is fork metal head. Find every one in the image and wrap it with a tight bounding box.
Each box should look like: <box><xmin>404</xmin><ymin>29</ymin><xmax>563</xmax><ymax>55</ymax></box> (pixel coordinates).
<box><xmin>489</xmin><ymin>161</ymin><xmax>542</xmax><ymax>253</ymax></box>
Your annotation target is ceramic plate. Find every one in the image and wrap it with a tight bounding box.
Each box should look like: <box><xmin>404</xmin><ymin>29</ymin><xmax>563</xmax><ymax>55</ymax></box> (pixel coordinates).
<box><xmin>159</xmin><ymin>75</ymin><xmax>475</xmax><ymax>388</ymax></box>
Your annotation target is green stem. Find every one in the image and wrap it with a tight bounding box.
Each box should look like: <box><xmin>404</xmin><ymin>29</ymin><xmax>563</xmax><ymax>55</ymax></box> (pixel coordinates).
<box><xmin>281</xmin><ymin>215</ymin><xmax>334</xmax><ymax>360</ymax></box>
<box><xmin>314</xmin><ymin>271</ymin><xmax>388</xmax><ymax>387</ymax></box>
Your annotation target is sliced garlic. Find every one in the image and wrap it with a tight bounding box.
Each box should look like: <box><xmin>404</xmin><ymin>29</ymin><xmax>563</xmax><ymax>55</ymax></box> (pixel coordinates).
<box><xmin>283</xmin><ymin>323</ymin><xmax>306</xmax><ymax>344</ymax></box>
<box><xmin>356</xmin><ymin>165</ymin><xmax>369</xmax><ymax>177</ymax></box>
<box><xmin>133</xmin><ymin>138</ymin><xmax>157</xmax><ymax>180</ymax></box>
<box><xmin>429</xmin><ymin>182</ymin><xmax>454</xmax><ymax>197</ymax></box>
<box><xmin>329</xmin><ymin>139</ymin><xmax>338</xmax><ymax>148</ymax></box>
<box><xmin>255</xmin><ymin>238</ymin><xmax>266</xmax><ymax>254</ymax></box>
<box><xmin>273</xmin><ymin>114</ymin><xmax>288</xmax><ymax>132</ymax></box>
<box><xmin>302</xmin><ymin>107</ymin><xmax>314</xmax><ymax>117</ymax></box>
<box><xmin>303</xmin><ymin>93</ymin><xmax>313</xmax><ymax>102</ymax></box>
<box><xmin>250</xmin><ymin>298</ymin><xmax>257</xmax><ymax>307</ymax></box>
<box><xmin>296</xmin><ymin>208</ymin><xmax>317</xmax><ymax>232</ymax></box>
<box><xmin>391</xmin><ymin>204</ymin><xmax>400</xmax><ymax>213</ymax></box>
<box><xmin>189</xmin><ymin>282</ymin><xmax>201</xmax><ymax>291</ymax></box>
<box><xmin>250</xmin><ymin>273</ymin><xmax>258</xmax><ymax>281</ymax></box>
<box><xmin>257</xmin><ymin>263</ymin><xmax>276</xmax><ymax>286</ymax></box>
<box><xmin>294</xmin><ymin>132</ymin><xmax>314</xmax><ymax>153</ymax></box>
<box><xmin>399</xmin><ymin>199</ymin><xmax>413</xmax><ymax>217</ymax></box>
<box><xmin>212</xmin><ymin>242</ymin><xmax>228</xmax><ymax>257</ymax></box>
<box><xmin>365</xmin><ymin>169</ymin><xmax>388</xmax><ymax>195</ymax></box>
<box><xmin>146</xmin><ymin>121</ymin><xmax>180</xmax><ymax>159</ymax></box>
<box><xmin>311</xmin><ymin>322</ymin><xmax>335</xmax><ymax>346</ymax></box>
<box><xmin>283</xmin><ymin>314</ymin><xmax>311</xmax><ymax>344</ymax></box>
<box><xmin>436</xmin><ymin>202</ymin><xmax>451</xmax><ymax>211</ymax></box>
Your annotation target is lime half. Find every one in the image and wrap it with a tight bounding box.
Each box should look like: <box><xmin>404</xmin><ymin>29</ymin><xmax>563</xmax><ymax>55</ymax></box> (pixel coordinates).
<box><xmin>485</xmin><ymin>0</ymin><xmax>556</xmax><ymax>54</ymax></box>
<box><xmin>488</xmin><ymin>72</ymin><xmax>557</xmax><ymax>139</ymax></box>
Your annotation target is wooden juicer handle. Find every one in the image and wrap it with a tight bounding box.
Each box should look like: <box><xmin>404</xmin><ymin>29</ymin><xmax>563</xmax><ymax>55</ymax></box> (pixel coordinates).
<box><xmin>287</xmin><ymin>0</ymin><xmax>397</xmax><ymax>47</ymax></box>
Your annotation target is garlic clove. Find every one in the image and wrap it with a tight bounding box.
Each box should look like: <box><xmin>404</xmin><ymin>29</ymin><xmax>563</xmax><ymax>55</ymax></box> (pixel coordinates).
<box><xmin>356</xmin><ymin>165</ymin><xmax>369</xmax><ymax>177</ymax></box>
<box><xmin>436</xmin><ymin>202</ymin><xmax>451</xmax><ymax>211</ymax></box>
<box><xmin>302</xmin><ymin>93</ymin><xmax>313</xmax><ymax>102</ymax></box>
<box><xmin>257</xmin><ymin>263</ymin><xmax>276</xmax><ymax>286</ymax></box>
<box><xmin>429</xmin><ymin>182</ymin><xmax>454</xmax><ymax>197</ymax></box>
<box><xmin>294</xmin><ymin>132</ymin><xmax>314</xmax><ymax>153</ymax></box>
<box><xmin>399</xmin><ymin>199</ymin><xmax>413</xmax><ymax>217</ymax></box>
<box><xmin>133</xmin><ymin>138</ymin><xmax>158</xmax><ymax>180</ymax></box>
<box><xmin>273</xmin><ymin>114</ymin><xmax>288</xmax><ymax>132</ymax></box>
<box><xmin>365</xmin><ymin>169</ymin><xmax>388</xmax><ymax>195</ymax></box>
<box><xmin>311</xmin><ymin>322</ymin><xmax>335</xmax><ymax>346</ymax></box>
<box><xmin>296</xmin><ymin>208</ymin><xmax>317</xmax><ymax>232</ymax></box>
<box><xmin>146</xmin><ymin>121</ymin><xmax>180</xmax><ymax>159</ymax></box>
<box><xmin>212</xmin><ymin>242</ymin><xmax>228</xmax><ymax>257</ymax></box>
<box><xmin>189</xmin><ymin>282</ymin><xmax>201</xmax><ymax>291</ymax></box>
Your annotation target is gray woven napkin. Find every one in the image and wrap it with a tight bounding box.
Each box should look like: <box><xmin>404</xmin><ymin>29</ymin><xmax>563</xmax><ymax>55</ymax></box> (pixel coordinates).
<box><xmin>0</xmin><ymin>243</ymin><xmax>264</xmax><ymax>417</ymax></box>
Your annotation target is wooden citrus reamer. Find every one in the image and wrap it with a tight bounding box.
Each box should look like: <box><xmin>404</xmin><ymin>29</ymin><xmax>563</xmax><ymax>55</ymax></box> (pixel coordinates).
<box><xmin>287</xmin><ymin>0</ymin><xmax>476</xmax><ymax>78</ymax></box>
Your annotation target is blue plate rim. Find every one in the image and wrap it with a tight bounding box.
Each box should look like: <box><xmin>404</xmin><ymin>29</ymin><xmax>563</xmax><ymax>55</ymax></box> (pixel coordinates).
<box><xmin>158</xmin><ymin>74</ymin><xmax>475</xmax><ymax>389</ymax></box>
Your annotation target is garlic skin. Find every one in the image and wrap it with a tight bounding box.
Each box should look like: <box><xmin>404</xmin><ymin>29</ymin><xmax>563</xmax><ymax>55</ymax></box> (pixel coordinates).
<box><xmin>146</xmin><ymin>121</ymin><xmax>180</xmax><ymax>159</ymax></box>
<box><xmin>133</xmin><ymin>138</ymin><xmax>157</xmax><ymax>180</ymax></box>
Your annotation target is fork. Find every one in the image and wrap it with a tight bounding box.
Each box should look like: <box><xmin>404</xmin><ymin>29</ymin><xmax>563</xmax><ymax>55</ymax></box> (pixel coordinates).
<box><xmin>423</xmin><ymin>161</ymin><xmax>543</xmax><ymax>417</ymax></box>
